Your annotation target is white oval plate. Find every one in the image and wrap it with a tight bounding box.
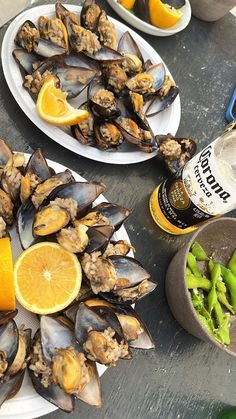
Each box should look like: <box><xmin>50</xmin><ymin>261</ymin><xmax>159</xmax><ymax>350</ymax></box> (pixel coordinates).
<box><xmin>107</xmin><ymin>0</ymin><xmax>191</xmax><ymax>36</ymax></box>
<box><xmin>0</xmin><ymin>154</ymin><xmax>133</xmax><ymax>419</ymax></box>
<box><xmin>1</xmin><ymin>4</ymin><xmax>181</xmax><ymax>165</ymax></box>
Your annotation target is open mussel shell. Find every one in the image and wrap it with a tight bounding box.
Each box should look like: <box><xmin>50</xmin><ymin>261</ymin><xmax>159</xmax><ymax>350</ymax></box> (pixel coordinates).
<box><xmin>62</xmin><ymin>52</ymin><xmax>101</xmax><ymax>74</ymax></box>
<box><xmin>71</xmin><ymin>102</ymin><xmax>94</xmax><ymax>146</ymax></box>
<box><xmin>75</xmin><ymin>359</ymin><xmax>101</xmax><ymax>407</ymax></box>
<box><xmin>0</xmin><ymin>139</ymin><xmax>12</xmax><ymax>167</ymax></box>
<box><xmin>84</xmin><ymin>45</ymin><xmax>124</xmax><ymax>64</ymax></box>
<box><xmin>34</xmin><ymin>38</ymin><xmax>66</xmax><ymax>58</ymax></box>
<box><xmin>0</xmin><ymin>310</ymin><xmax>18</xmax><ymax>326</ymax></box>
<box><xmin>0</xmin><ymin>369</ymin><xmax>26</xmax><ymax>407</ymax></box>
<box><xmin>156</xmin><ymin>134</ymin><xmax>197</xmax><ymax>175</ymax></box>
<box><xmin>45</xmin><ymin>181</ymin><xmax>106</xmax><ymax>217</ymax></box>
<box><xmin>86</xmin><ymin>225</ymin><xmax>114</xmax><ymax>254</ymax></box>
<box><xmin>40</xmin><ymin>316</ymin><xmax>77</xmax><ymax>363</ymax></box>
<box><xmin>147</xmin><ymin>63</ymin><xmax>166</xmax><ymax>94</ymax></box>
<box><xmin>12</xmin><ymin>49</ymin><xmax>42</xmax><ymax>74</ymax></box>
<box><xmin>111</xmin><ymin>256</ymin><xmax>151</xmax><ymax>286</ymax></box>
<box><xmin>88</xmin><ymin>77</ymin><xmax>120</xmax><ymax>119</ymax></box>
<box><xmin>54</xmin><ymin>66</ymin><xmax>97</xmax><ymax>99</ymax></box>
<box><xmin>24</xmin><ymin>148</ymin><xmax>52</xmax><ymax>180</ymax></box>
<box><xmin>15</xmin><ymin>20</ymin><xmax>39</xmax><ymax>52</ymax></box>
<box><xmin>80</xmin><ymin>0</ymin><xmax>101</xmax><ymax>32</ymax></box>
<box><xmin>91</xmin><ymin>202</ymin><xmax>131</xmax><ymax>230</ymax></box>
<box><xmin>0</xmin><ymin>320</ymin><xmax>19</xmax><ymax>368</ymax></box>
<box><xmin>17</xmin><ymin>170</ymin><xmax>74</xmax><ymax>249</ymax></box>
<box><xmin>145</xmin><ymin>86</ymin><xmax>179</xmax><ymax>117</ymax></box>
<box><xmin>163</xmin><ymin>0</ymin><xmax>185</xmax><ymax>8</ymax></box>
<box><xmin>118</xmin><ymin>31</ymin><xmax>144</xmax><ymax>72</ymax></box>
<box><xmin>55</xmin><ymin>2</ymin><xmax>79</xmax><ymax>25</ymax></box>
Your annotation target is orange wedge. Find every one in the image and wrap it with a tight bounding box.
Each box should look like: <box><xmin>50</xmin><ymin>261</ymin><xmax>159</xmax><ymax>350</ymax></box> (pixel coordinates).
<box><xmin>14</xmin><ymin>242</ymin><xmax>82</xmax><ymax>315</ymax></box>
<box><xmin>149</xmin><ymin>0</ymin><xmax>182</xmax><ymax>29</ymax></box>
<box><xmin>0</xmin><ymin>237</ymin><xmax>16</xmax><ymax>310</ymax></box>
<box><xmin>36</xmin><ymin>76</ymin><xmax>89</xmax><ymax>126</ymax></box>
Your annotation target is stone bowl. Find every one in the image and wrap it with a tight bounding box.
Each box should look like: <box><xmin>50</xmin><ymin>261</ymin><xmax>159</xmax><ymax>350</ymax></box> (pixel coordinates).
<box><xmin>165</xmin><ymin>217</ymin><xmax>236</xmax><ymax>356</ymax></box>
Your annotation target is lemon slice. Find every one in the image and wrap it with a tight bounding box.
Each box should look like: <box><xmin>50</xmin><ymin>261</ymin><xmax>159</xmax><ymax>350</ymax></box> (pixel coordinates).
<box><xmin>149</xmin><ymin>0</ymin><xmax>183</xmax><ymax>29</ymax></box>
<box><xmin>0</xmin><ymin>237</ymin><xmax>16</xmax><ymax>310</ymax></box>
<box><xmin>36</xmin><ymin>76</ymin><xmax>89</xmax><ymax>126</ymax></box>
<box><xmin>14</xmin><ymin>242</ymin><xmax>82</xmax><ymax>314</ymax></box>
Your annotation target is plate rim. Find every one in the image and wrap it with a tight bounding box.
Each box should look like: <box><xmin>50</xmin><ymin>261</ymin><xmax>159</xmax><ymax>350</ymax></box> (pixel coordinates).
<box><xmin>1</xmin><ymin>3</ymin><xmax>181</xmax><ymax>165</ymax></box>
<box><xmin>0</xmin><ymin>152</ymin><xmax>133</xmax><ymax>418</ymax></box>
<box><xmin>107</xmin><ymin>0</ymin><xmax>192</xmax><ymax>36</ymax></box>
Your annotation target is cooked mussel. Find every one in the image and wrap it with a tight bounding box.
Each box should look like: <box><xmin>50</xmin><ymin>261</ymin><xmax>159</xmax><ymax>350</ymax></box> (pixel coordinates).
<box><xmin>66</xmin><ymin>17</ymin><xmax>101</xmax><ymax>55</ymax></box>
<box><xmin>145</xmin><ymin>75</ymin><xmax>179</xmax><ymax>117</ymax></box>
<box><xmin>126</xmin><ymin>63</ymin><xmax>165</xmax><ymax>96</ymax></box>
<box><xmin>103</xmin><ymin>240</ymin><xmax>134</xmax><ymax>257</ymax></box>
<box><xmin>88</xmin><ymin>77</ymin><xmax>120</xmax><ymax>119</ymax></box>
<box><xmin>75</xmin><ymin>303</ymin><xmax>129</xmax><ymax>366</ymax></box>
<box><xmin>71</xmin><ymin>103</ymin><xmax>94</xmax><ymax>145</ymax></box>
<box><xmin>1</xmin><ymin>156</ymin><xmax>23</xmax><ymax>202</ymax></box>
<box><xmin>15</xmin><ymin>20</ymin><xmax>39</xmax><ymax>53</ymax></box>
<box><xmin>38</xmin><ymin>16</ymin><xmax>69</xmax><ymax>50</ymax></box>
<box><xmin>157</xmin><ymin>134</ymin><xmax>197</xmax><ymax>175</ymax></box>
<box><xmin>0</xmin><ymin>324</ymin><xmax>31</xmax><ymax>407</ymax></box>
<box><xmin>0</xmin><ymin>310</ymin><xmax>18</xmax><ymax>326</ymax></box>
<box><xmin>0</xmin><ymin>188</ymin><xmax>14</xmax><ymax>225</ymax></box>
<box><xmin>115</xmin><ymin>115</ymin><xmax>156</xmax><ymax>153</ymax></box>
<box><xmin>33</xmin><ymin>204</ymin><xmax>71</xmax><ymax>237</ymax></box>
<box><xmin>94</xmin><ymin>121</ymin><xmax>123</xmax><ymax>149</ymax></box>
<box><xmin>97</xmin><ymin>10</ymin><xmax>116</xmax><ymax>50</ymax></box>
<box><xmin>83</xmin><ymin>45</ymin><xmax>124</xmax><ymax>64</ymax></box>
<box><xmin>80</xmin><ymin>0</ymin><xmax>101</xmax><ymax>31</ymax></box>
<box><xmin>55</xmin><ymin>2</ymin><xmax>79</xmax><ymax>25</ymax></box>
<box><xmin>76</xmin><ymin>202</ymin><xmax>131</xmax><ymax>231</ymax></box>
<box><xmin>102</xmin><ymin>64</ymin><xmax>128</xmax><ymax>93</ymax></box>
<box><xmin>0</xmin><ymin>217</ymin><xmax>7</xmax><ymax>239</ymax></box>
<box><xmin>0</xmin><ymin>139</ymin><xmax>12</xmax><ymax>169</ymax></box>
<box><xmin>118</xmin><ymin>31</ymin><xmax>144</xmax><ymax>75</ymax></box>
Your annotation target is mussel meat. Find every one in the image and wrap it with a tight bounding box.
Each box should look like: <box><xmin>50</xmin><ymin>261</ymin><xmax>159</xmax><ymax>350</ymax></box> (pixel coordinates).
<box><xmin>97</xmin><ymin>10</ymin><xmax>116</xmax><ymax>50</ymax></box>
<box><xmin>94</xmin><ymin>122</ymin><xmax>123</xmax><ymax>149</ymax></box>
<box><xmin>38</xmin><ymin>16</ymin><xmax>69</xmax><ymax>50</ymax></box>
<box><xmin>157</xmin><ymin>134</ymin><xmax>197</xmax><ymax>175</ymax></box>
<box><xmin>80</xmin><ymin>0</ymin><xmax>101</xmax><ymax>32</ymax></box>
<box><xmin>118</xmin><ymin>32</ymin><xmax>144</xmax><ymax>75</ymax></box>
<box><xmin>33</xmin><ymin>203</ymin><xmax>71</xmax><ymax>237</ymax></box>
<box><xmin>102</xmin><ymin>64</ymin><xmax>128</xmax><ymax>93</ymax></box>
<box><xmin>88</xmin><ymin>78</ymin><xmax>120</xmax><ymax>119</ymax></box>
<box><xmin>66</xmin><ymin>18</ymin><xmax>101</xmax><ymax>55</ymax></box>
<box><xmin>56</xmin><ymin>224</ymin><xmax>89</xmax><ymax>253</ymax></box>
<box><xmin>71</xmin><ymin>103</ymin><xmax>94</xmax><ymax>145</ymax></box>
<box><xmin>0</xmin><ymin>188</ymin><xmax>14</xmax><ymax>225</ymax></box>
<box><xmin>0</xmin><ymin>217</ymin><xmax>6</xmax><ymax>239</ymax></box>
<box><xmin>15</xmin><ymin>20</ymin><xmax>39</xmax><ymax>53</ymax></box>
<box><xmin>103</xmin><ymin>240</ymin><xmax>134</xmax><ymax>257</ymax></box>
<box><xmin>145</xmin><ymin>76</ymin><xmax>179</xmax><ymax>117</ymax></box>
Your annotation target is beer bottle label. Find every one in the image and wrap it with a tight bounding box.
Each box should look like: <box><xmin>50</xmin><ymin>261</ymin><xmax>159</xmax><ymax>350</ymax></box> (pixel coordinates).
<box><xmin>157</xmin><ymin>143</ymin><xmax>235</xmax><ymax>229</ymax></box>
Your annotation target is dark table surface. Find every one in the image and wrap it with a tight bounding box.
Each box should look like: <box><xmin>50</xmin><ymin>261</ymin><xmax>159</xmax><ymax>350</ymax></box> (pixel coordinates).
<box><xmin>0</xmin><ymin>1</ymin><xmax>236</xmax><ymax>418</ymax></box>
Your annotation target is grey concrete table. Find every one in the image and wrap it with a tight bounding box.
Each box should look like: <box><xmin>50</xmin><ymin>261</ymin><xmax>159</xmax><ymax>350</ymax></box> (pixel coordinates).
<box><xmin>0</xmin><ymin>2</ymin><xmax>236</xmax><ymax>418</ymax></box>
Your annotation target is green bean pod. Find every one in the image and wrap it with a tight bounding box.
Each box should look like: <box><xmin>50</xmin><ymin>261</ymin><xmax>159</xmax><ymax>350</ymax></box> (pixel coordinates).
<box><xmin>220</xmin><ymin>265</ymin><xmax>236</xmax><ymax>312</ymax></box>
<box><xmin>227</xmin><ymin>250</ymin><xmax>236</xmax><ymax>277</ymax></box>
<box><xmin>191</xmin><ymin>242</ymin><xmax>209</xmax><ymax>261</ymax></box>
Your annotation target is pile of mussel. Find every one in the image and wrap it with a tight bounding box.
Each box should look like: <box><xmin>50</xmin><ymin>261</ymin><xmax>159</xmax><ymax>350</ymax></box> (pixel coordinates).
<box><xmin>12</xmin><ymin>0</ymin><xmax>180</xmax><ymax>153</ymax></box>
<box><xmin>0</xmin><ymin>139</ymin><xmax>156</xmax><ymax>411</ymax></box>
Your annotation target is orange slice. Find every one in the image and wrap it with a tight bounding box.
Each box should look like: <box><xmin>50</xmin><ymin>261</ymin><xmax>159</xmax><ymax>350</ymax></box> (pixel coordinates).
<box><xmin>36</xmin><ymin>76</ymin><xmax>89</xmax><ymax>126</ymax></box>
<box><xmin>149</xmin><ymin>0</ymin><xmax>182</xmax><ymax>29</ymax></box>
<box><xmin>14</xmin><ymin>242</ymin><xmax>82</xmax><ymax>315</ymax></box>
<box><xmin>0</xmin><ymin>237</ymin><xmax>16</xmax><ymax>310</ymax></box>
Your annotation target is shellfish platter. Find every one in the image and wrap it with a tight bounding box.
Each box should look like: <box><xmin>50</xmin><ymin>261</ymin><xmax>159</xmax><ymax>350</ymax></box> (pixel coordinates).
<box><xmin>0</xmin><ymin>140</ymin><xmax>156</xmax><ymax>418</ymax></box>
<box><xmin>1</xmin><ymin>1</ymin><xmax>181</xmax><ymax>164</ymax></box>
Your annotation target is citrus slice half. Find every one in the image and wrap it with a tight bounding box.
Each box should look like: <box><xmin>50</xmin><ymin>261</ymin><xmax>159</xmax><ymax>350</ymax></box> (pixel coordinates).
<box><xmin>36</xmin><ymin>76</ymin><xmax>89</xmax><ymax>126</ymax></box>
<box><xmin>14</xmin><ymin>242</ymin><xmax>82</xmax><ymax>314</ymax></box>
<box><xmin>0</xmin><ymin>237</ymin><xmax>16</xmax><ymax>310</ymax></box>
<box><xmin>149</xmin><ymin>0</ymin><xmax>183</xmax><ymax>29</ymax></box>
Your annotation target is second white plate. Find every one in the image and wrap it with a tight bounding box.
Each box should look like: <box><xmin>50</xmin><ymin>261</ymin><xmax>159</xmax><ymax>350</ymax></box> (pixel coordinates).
<box><xmin>1</xmin><ymin>4</ymin><xmax>181</xmax><ymax>165</ymax></box>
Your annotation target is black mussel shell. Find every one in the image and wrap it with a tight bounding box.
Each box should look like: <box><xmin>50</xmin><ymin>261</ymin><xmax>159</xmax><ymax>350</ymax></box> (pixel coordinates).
<box><xmin>0</xmin><ymin>369</ymin><xmax>26</xmax><ymax>407</ymax></box>
<box><xmin>0</xmin><ymin>310</ymin><xmax>18</xmax><ymax>325</ymax></box>
<box><xmin>29</xmin><ymin>367</ymin><xmax>74</xmax><ymax>413</ymax></box>
<box><xmin>86</xmin><ymin>225</ymin><xmax>114</xmax><ymax>253</ymax></box>
<box><xmin>0</xmin><ymin>320</ymin><xmax>19</xmax><ymax>368</ymax></box>
<box><xmin>62</xmin><ymin>52</ymin><xmax>101</xmax><ymax>74</ymax></box>
<box><xmin>71</xmin><ymin>102</ymin><xmax>94</xmax><ymax>145</ymax></box>
<box><xmin>53</xmin><ymin>65</ymin><xmax>97</xmax><ymax>99</ymax></box>
<box><xmin>40</xmin><ymin>316</ymin><xmax>77</xmax><ymax>363</ymax></box>
<box><xmin>75</xmin><ymin>360</ymin><xmax>101</xmax><ymax>407</ymax></box>
<box><xmin>15</xmin><ymin>20</ymin><xmax>39</xmax><ymax>51</ymax></box>
<box><xmin>101</xmin><ymin>279</ymin><xmax>157</xmax><ymax>305</ymax></box>
<box><xmin>109</xmin><ymin>255</ymin><xmax>151</xmax><ymax>286</ymax></box>
<box><xmin>157</xmin><ymin>134</ymin><xmax>197</xmax><ymax>175</ymax></box>
<box><xmin>162</xmin><ymin>0</ymin><xmax>185</xmax><ymax>8</ymax></box>
<box><xmin>147</xmin><ymin>63</ymin><xmax>166</xmax><ymax>94</ymax></box>
<box><xmin>24</xmin><ymin>148</ymin><xmax>51</xmax><ymax>180</ymax></box>
<box><xmin>45</xmin><ymin>182</ymin><xmax>106</xmax><ymax>217</ymax></box>
<box><xmin>80</xmin><ymin>0</ymin><xmax>101</xmax><ymax>31</ymax></box>
<box><xmin>91</xmin><ymin>202</ymin><xmax>132</xmax><ymax>230</ymax></box>
<box><xmin>0</xmin><ymin>139</ymin><xmax>12</xmax><ymax>167</ymax></box>
<box><xmin>56</xmin><ymin>2</ymin><xmax>79</xmax><ymax>25</ymax></box>
<box><xmin>34</xmin><ymin>38</ymin><xmax>66</xmax><ymax>58</ymax></box>
<box><xmin>88</xmin><ymin>77</ymin><xmax>120</xmax><ymax>119</ymax></box>
<box><xmin>84</xmin><ymin>46</ymin><xmax>124</xmax><ymax>64</ymax></box>
<box><xmin>133</xmin><ymin>0</ymin><xmax>150</xmax><ymax>22</ymax></box>
<box><xmin>145</xmin><ymin>86</ymin><xmax>179</xmax><ymax>117</ymax></box>
<box><xmin>144</xmin><ymin>59</ymin><xmax>153</xmax><ymax>71</ymax></box>
<box><xmin>118</xmin><ymin>31</ymin><xmax>144</xmax><ymax>66</ymax></box>
<box><xmin>12</xmin><ymin>49</ymin><xmax>42</xmax><ymax>74</ymax></box>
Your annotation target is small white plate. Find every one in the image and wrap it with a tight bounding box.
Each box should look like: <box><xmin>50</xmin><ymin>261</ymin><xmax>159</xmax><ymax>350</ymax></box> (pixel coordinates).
<box><xmin>0</xmin><ymin>154</ymin><xmax>133</xmax><ymax>419</ymax></box>
<box><xmin>107</xmin><ymin>0</ymin><xmax>191</xmax><ymax>36</ymax></box>
<box><xmin>1</xmin><ymin>4</ymin><xmax>181</xmax><ymax>165</ymax></box>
